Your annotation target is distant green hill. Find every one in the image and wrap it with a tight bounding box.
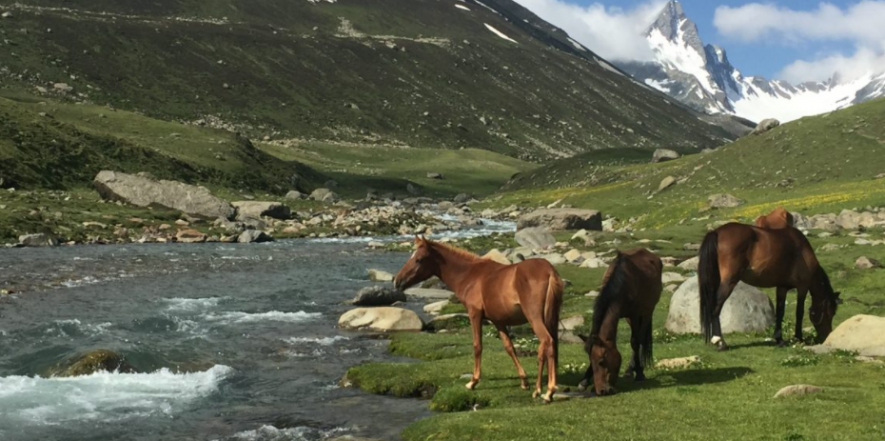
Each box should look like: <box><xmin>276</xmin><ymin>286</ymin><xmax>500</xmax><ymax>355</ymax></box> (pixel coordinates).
<box><xmin>495</xmin><ymin>97</ymin><xmax>885</xmax><ymax>227</ymax></box>
<box><xmin>0</xmin><ymin>0</ymin><xmax>730</xmax><ymax>159</ymax></box>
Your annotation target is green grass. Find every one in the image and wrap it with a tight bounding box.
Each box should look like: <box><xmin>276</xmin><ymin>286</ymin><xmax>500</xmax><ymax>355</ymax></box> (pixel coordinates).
<box><xmin>347</xmin><ymin>229</ymin><xmax>885</xmax><ymax>440</ymax></box>
<box><xmin>492</xmin><ymin>98</ymin><xmax>885</xmax><ymax>229</ymax></box>
<box><xmin>259</xmin><ymin>141</ymin><xmax>535</xmax><ymax>198</ymax></box>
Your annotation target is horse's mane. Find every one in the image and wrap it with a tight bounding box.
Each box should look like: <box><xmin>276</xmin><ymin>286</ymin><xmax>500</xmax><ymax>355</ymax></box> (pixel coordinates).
<box><xmin>813</xmin><ymin>264</ymin><xmax>836</xmax><ymax>297</ymax></box>
<box><xmin>591</xmin><ymin>253</ymin><xmax>626</xmax><ymax>337</ymax></box>
<box><xmin>427</xmin><ymin>240</ymin><xmax>481</xmax><ymax>262</ymax></box>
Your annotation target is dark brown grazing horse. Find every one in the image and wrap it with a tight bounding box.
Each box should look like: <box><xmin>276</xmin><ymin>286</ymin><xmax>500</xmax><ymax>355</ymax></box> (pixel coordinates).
<box><xmin>699</xmin><ymin>223</ymin><xmax>841</xmax><ymax>350</ymax></box>
<box><xmin>394</xmin><ymin>237</ymin><xmax>564</xmax><ymax>402</ymax></box>
<box><xmin>755</xmin><ymin>207</ymin><xmax>795</xmax><ymax>229</ymax></box>
<box><xmin>579</xmin><ymin>248</ymin><xmax>662</xmax><ymax>396</ymax></box>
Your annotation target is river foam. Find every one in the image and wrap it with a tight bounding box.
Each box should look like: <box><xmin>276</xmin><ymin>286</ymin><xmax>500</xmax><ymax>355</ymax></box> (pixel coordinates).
<box><xmin>202</xmin><ymin>311</ymin><xmax>322</xmax><ymax>324</ymax></box>
<box><xmin>0</xmin><ymin>365</ymin><xmax>233</xmax><ymax>425</ymax></box>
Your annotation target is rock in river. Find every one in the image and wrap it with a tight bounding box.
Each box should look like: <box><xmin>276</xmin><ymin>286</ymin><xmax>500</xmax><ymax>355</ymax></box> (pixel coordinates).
<box><xmin>47</xmin><ymin>349</ymin><xmax>136</xmax><ymax>377</ymax></box>
<box><xmin>338</xmin><ymin>307</ymin><xmax>424</xmax><ymax>332</ymax></box>
<box><xmin>350</xmin><ymin>286</ymin><xmax>406</xmax><ymax>307</ymax></box>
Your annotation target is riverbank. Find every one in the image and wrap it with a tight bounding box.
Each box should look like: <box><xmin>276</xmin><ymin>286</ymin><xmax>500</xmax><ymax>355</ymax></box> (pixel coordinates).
<box><xmin>344</xmin><ymin>225</ymin><xmax>885</xmax><ymax>440</ymax></box>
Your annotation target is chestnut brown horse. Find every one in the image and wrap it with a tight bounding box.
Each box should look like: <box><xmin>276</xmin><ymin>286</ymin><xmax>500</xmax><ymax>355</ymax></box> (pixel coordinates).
<box><xmin>393</xmin><ymin>237</ymin><xmax>564</xmax><ymax>402</ymax></box>
<box><xmin>578</xmin><ymin>248</ymin><xmax>662</xmax><ymax>396</ymax></box>
<box><xmin>755</xmin><ymin>207</ymin><xmax>794</xmax><ymax>229</ymax></box>
<box><xmin>700</xmin><ymin>223</ymin><xmax>840</xmax><ymax>350</ymax></box>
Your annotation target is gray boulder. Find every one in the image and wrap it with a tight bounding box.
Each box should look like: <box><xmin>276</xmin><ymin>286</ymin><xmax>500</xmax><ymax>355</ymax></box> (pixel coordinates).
<box><xmin>285</xmin><ymin>190</ymin><xmax>305</xmax><ymax>200</ymax></box>
<box><xmin>658</xmin><ymin>176</ymin><xmax>677</xmax><ymax>192</ymax></box>
<box><xmin>515</xmin><ymin>227</ymin><xmax>556</xmax><ymax>250</ymax></box>
<box><xmin>93</xmin><ymin>171</ymin><xmax>234</xmax><ymax>219</ymax></box>
<box><xmin>665</xmin><ymin>276</ymin><xmax>774</xmax><ymax>334</ymax></box>
<box><xmin>351</xmin><ymin>286</ymin><xmax>407</xmax><ymax>306</ymax></box>
<box><xmin>652</xmin><ymin>149</ymin><xmax>680</xmax><ymax>163</ymax></box>
<box><xmin>751</xmin><ymin>118</ymin><xmax>780</xmax><ymax>135</ymax></box>
<box><xmin>18</xmin><ymin>233</ymin><xmax>58</xmax><ymax>247</ymax></box>
<box><xmin>708</xmin><ymin>194</ymin><xmax>744</xmax><ymax>209</ymax></box>
<box><xmin>517</xmin><ymin>208</ymin><xmax>602</xmax><ymax>231</ymax></box>
<box><xmin>808</xmin><ymin>314</ymin><xmax>885</xmax><ymax>357</ymax></box>
<box><xmin>453</xmin><ymin>193</ymin><xmax>471</xmax><ymax>203</ymax></box>
<box><xmin>237</xmin><ymin>230</ymin><xmax>274</xmax><ymax>243</ymax></box>
<box><xmin>310</xmin><ymin>188</ymin><xmax>339</xmax><ymax>203</ymax></box>
<box><xmin>232</xmin><ymin>201</ymin><xmax>291</xmax><ymax>220</ymax></box>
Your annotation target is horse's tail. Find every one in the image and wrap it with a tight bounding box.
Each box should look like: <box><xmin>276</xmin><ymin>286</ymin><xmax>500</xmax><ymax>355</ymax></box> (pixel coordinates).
<box><xmin>544</xmin><ymin>270</ymin><xmax>564</xmax><ymax>366</ymax></box>
<box><xmin>639</xmin><ymin>315</ymin><xmax>654</xmax><ymax>369</ymax></box>
<box><xmin>699</xmin><ymin>230</ymin><xmax>721</xmax><ymax>342</ymax></box>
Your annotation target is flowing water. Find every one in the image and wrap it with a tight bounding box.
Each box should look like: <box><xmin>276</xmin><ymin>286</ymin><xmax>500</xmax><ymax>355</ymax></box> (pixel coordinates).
<box><xmin>0</xmin><ymin>219</ymin><xmax>514</xmax><ymax>441</ymax></box>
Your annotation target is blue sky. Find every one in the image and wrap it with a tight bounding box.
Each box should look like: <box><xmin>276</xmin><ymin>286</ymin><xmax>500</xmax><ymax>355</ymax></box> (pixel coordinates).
<box><xmin>514</xmin><ymin>0</ymin><xmax>885</xmax><ymax>83</ymax></box>
<box><xmin>581</xmin><ymin>0</ymin><xmax>856</xmax><ymax>79</ymax></box>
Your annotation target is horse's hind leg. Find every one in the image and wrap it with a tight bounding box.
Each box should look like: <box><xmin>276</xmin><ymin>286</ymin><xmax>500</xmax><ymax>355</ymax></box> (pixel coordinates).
<box><xmin>774</xmin><ymin>287</ymin><xmax>789</xmax><ymax>346</ymax></box>
<box><xmin>527</xmin><ymin>317</ymin><xmax>555</xmax><ymax>402</ymax></box>
<box><xmin>794</xmin><ymin>288</ymin><xmax>808</xmax><ymax>342</ymax></box>
<box><xmin>625</xmin><ymin>317</ymin><xmax>645</xmax><ymax>381</ymax></box>
<box><xmin>496</xmin><ymin>324</ymin><xmax>528</xmax><ymax>390</ymax></box>
<box><xmin>711</xmin><ymin>275</ymin><xmax>739</xmax><ymax>351</ymax></box>
<box><xmin>466</xmin><ymin>311</ymin><xmax>484</xmax><ymax>390</ymax></box>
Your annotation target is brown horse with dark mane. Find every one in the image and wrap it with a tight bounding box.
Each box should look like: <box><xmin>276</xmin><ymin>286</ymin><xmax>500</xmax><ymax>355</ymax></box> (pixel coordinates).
<box><xmin>755</xmin><ymin>207</ymin><xmax>794</xmax><ymax>229</ymax></box>
<box><xmin>699</xmin><ymin>223</ymin><xmax>841</xmax><ymax>350</ymax></box>
<box><xmin>579</xmin><ymin>248</ymin><xmax>662</xmax><ymax>396</ymax></box>
<box><xmin>393</xmin><ymin>237</ymin><xmax>564</xmax><ymax>402</ymax></box>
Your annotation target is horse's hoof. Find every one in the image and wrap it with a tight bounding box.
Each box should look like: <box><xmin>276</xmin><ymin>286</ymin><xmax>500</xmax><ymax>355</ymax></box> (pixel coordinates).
<box><xmin>465</xmin><ymin>381</ymin><xmax>477</xmax><ymax>390</ymax></box>
<box><xmin>532</xmin><ymin>390</ymin><xmax>541</xmax><ymax>399</ymax></box>
<box><xmin>776</xmin><ymin>340</ymin><xmax>788</xmax><ymax>348</ymax></box>
<box><xmin>634</xmin><ymin>374</ymin><xmax>647</xmax><ymax>382</ymax></box>
<box><xmin>520</xmin><ymin>383</ymin><xmax>529</xmax><ymax>390</ymax></box>
<box><xmin>542</xmin><ymin>393</ymin><xmax>553</xmax><ymax>403</ymax></box>
<box><xmin>577</xmin><ymin>380</ymin><xmax>588</xmax><ymax>391</ymax></box>
<box><xmin>716</xmin><ymin>341</ymin><xmax>729</xmax><ymax>351</ymax></box>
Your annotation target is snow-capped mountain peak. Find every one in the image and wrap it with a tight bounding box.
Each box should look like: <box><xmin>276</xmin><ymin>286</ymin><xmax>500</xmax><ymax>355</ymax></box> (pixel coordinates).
<box><xmin>617</xmin><ymin>0</ymin><xmax>885</xmax><ymax>122</ymax></box>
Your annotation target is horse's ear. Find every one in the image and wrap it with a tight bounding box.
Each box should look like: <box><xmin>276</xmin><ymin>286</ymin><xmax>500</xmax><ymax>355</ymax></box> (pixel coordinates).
<box><xmin>414</xmin><ymin>235</ymin><xmax>422</xmax><ymax>244</ymax></box>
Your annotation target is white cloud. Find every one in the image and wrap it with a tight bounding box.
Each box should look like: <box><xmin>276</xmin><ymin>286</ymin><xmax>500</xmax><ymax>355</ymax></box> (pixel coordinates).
<box><xmin>714</xmin><ymin>1</ymin><xmax>885</xmax><ymax>83</ymax></box>
<box><xmin>713</xmin><ymin>1</ymin><xmax>885</xmax><ymax>44</ymax></box>
<box><xmin>778</xmin><ymin>45</ymin><xmax>885</xmax><ymax>83</ymax></box>
<box><xmin>512</xmin><ymin>0</ymin><xmax>665</xmax><ymax>61</ymax></box>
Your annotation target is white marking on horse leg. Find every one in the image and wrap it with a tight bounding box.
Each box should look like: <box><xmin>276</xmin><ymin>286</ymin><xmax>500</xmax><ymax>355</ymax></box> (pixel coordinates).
<box><xmin>711</xmin><ymin>336</ymin><xmax>722</xmax><ymax>345</ymax></box>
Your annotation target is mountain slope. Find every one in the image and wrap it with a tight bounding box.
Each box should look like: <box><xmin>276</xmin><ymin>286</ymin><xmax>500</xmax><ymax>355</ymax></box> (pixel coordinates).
<box><xmin>619</xmin><ymin>1</ymin><xmax>885</xmax><ymax>123</ymax></box>
<box><xmin>0</xmin><ymin>0</ymin><xmax>729</xmax><ymax>160</ymax></box>
<box><xmin>498</xmin><ymin>96</ymin><xmax>885</xmax><ymax>228</ymax></box>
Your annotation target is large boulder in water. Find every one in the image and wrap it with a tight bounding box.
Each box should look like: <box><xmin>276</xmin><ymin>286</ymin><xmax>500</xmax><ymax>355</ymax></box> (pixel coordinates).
<box><xmin>93</xmin><ymin>171</ymin><xmax>235</xmax><ymax>219</ymax></box>
<box><xmin>350</xmin><ymin>286</ymin><xmax>407</xmax><ymax>306</ymax></box>
<box><xmin>232</xmin><ymin>201</ymin><xmax>291</xmax><ymax>220</ymax></box>
<box><xmin>237</xmin><ymin>230</ymin><xmax>274</xmax><ymax>243</ymax></box>
<box><xmin>517</xmin><ymin>208</ymin><xmax>602</xmax><ymax>231</ymax></box>
<box><xmin>808</xmin><ymin>315</ymin><xmax>885</xmax><ymax>357</ymax></box>
<box><xmin>338</xmin><ymin>307</ymin><xmax>424</xmax><ymax>332</ymax></box>
<box><xmin>48</xmin><ymin>349</ymin><xmax>136</xmax><ymax>377</ymax></box>
<box><xmin>665</xmin><ymin>276</ymin><xmax>774</xmax><ymax>334</ymax></box>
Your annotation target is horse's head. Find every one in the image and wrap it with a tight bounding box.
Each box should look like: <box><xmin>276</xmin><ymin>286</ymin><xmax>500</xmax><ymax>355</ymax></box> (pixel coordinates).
<box><xmin>589</xmin><ymin>336</ymin><xmax>621</xmax><ymax>396</ymax></box>
<box><xmin>393</xmin><ymin>236</ymin><xmax>438</xmax><ymax>291</ymax></box>
<box><xmin>810</xmin><ymin>290</ymin><xmax>841</xmax><ymax>342</ymax></box>
<box><xmin>810</xmin><ymin>266</ymin><xmax>841</xmax><ymax>342</ymax></box>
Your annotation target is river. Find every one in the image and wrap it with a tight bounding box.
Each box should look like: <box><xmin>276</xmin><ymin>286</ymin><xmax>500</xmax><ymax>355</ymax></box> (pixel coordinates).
<box><xmin>0</xmin><ymin>219</ymin><xmax>513</xmax><ymax>441</ymax></box>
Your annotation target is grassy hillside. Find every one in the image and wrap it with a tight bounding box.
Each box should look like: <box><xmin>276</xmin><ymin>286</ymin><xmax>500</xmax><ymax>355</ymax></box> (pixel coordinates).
<box><xmin>495</xmin><ymin>97</ymin><xmax>885</xmax><ymax>227</ymax></box>
<box><xmin>0</xmin><ymin>0</ymin><xmax>730</xmax><ymax>159</ymax></box>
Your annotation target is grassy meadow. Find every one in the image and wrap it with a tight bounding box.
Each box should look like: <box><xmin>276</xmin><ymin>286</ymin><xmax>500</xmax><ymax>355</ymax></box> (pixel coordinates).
<box><xmin>347</xmin><ymin>227</ymin><xmax>885</xmax><ymax>440</ymax></box>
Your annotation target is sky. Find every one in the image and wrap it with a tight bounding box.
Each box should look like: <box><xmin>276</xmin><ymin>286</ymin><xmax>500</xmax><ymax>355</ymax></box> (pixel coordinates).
<box><xmin>511</xmin><ymin>0</ymin><xmax>885</xmax><ymax>84</ymax></box>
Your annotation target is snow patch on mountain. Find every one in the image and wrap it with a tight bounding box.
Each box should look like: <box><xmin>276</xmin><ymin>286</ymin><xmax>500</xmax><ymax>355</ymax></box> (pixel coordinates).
<box><xmin>485</xmin><ymin>23</ymin><xmax>518</xmax><ymax>44</ymax></box>
<box><xmin>620</xmin><ymin>0</ymin><xmax>885</xmax><ymax>122</ymax></box>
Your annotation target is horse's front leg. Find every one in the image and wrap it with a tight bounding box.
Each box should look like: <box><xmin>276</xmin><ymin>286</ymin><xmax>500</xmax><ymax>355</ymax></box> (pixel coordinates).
<box><xmin>466</xmin><ymin>310</ymin><xmax>484</xmax><ymax>390</ymax></box>
<box><xmin>626</xmin><ymin>317</ymin><xmax>645</xmax><ymax>381</ymax></box>
<box><xmin>578</xmin><ymin>364</ymin><xmax>593</xmax><ymax>391</ymax></box>
<box><xmin>774</xmin><ymin>287</ymin><xmax>789</xmax><ymax>346</ymax></box>
<box><xmin>794</xmin><ymin>289</ymin><xmax>808</xmax><ymax>342</ymax></box>
<box><xmin>496</xmin><ymin>324</ymin><xmax>528</xmax><ymax>389</ymax></box>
